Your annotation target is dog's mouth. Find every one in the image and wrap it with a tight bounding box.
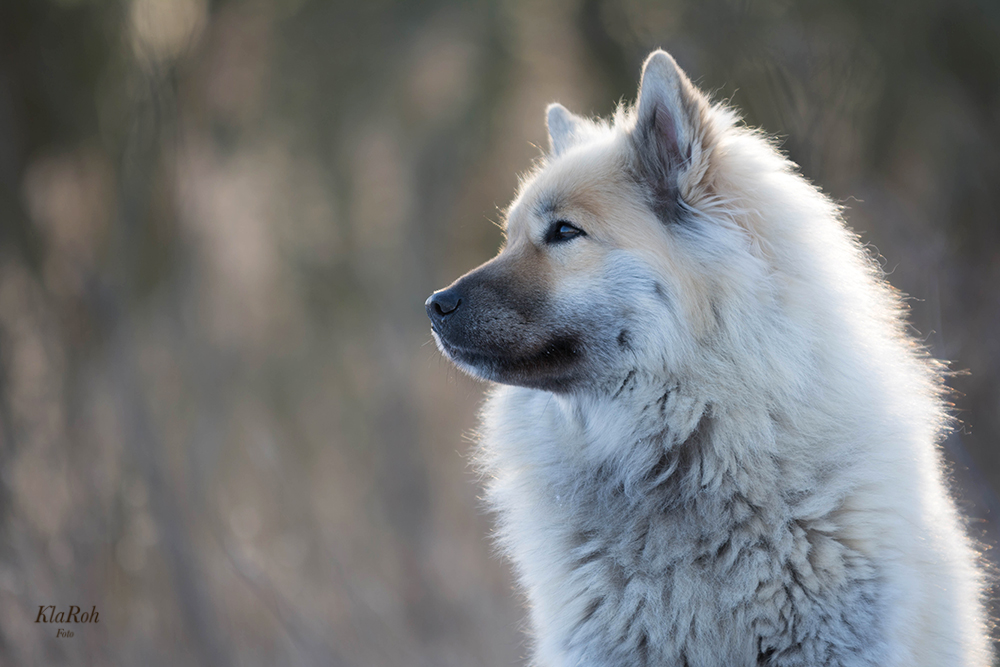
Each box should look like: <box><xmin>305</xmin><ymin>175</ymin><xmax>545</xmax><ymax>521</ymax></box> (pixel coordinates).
<box><xmin>432</xmin><ymin>324</ymin><xmax>583</xmax><ymax>391</ymax></box>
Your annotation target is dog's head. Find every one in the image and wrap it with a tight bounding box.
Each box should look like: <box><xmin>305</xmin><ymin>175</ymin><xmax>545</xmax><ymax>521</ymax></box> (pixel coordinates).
<box><xmin>427</xmin><ymin>51</ymin><xmax>760</xmax><ymax>393</ymax></box>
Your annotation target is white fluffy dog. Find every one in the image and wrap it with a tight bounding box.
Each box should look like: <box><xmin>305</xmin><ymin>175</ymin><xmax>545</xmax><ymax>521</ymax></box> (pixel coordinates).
<box><xmin>426</xmin><ymin>50</ymin><xmax>991</xmax><ymax>666</ymax></box>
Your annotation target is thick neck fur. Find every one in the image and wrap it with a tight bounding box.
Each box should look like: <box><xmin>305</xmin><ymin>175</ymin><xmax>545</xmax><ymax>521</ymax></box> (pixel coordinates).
<box><xmin>478</xmin><ymin>358</ymin><xmax>885</xmax><ymax>665</ymax></box>
<box><xmin>505</xmin><ymin>361</ymin><xmax>846</xmax><ymax>537</ymax></box>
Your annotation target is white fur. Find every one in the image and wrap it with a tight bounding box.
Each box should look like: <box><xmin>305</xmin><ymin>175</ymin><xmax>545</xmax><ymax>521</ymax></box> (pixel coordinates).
<box><xmin>461</xmin><ymin>51</ymin><xmax>991</xmax><ymax>666</ymax></box>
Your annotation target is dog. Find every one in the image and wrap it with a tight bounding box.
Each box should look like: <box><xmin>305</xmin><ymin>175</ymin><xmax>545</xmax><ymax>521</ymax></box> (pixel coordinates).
<box><xmin>425</xmin><ymin>50</ymin><xmax>991</xmax><ymax>666</ymax></box>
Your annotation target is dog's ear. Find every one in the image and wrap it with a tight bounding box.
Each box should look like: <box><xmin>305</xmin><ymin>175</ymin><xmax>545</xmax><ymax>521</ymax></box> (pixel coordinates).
<box><xmin>630</xmin><ymin>50</ymin><xmax>713</xmax><ymax>217</ymax></box>
<box><xmin>546</xmin><ymin>103</ymin><xmax>588</xmax><ymax>157</ymax></box>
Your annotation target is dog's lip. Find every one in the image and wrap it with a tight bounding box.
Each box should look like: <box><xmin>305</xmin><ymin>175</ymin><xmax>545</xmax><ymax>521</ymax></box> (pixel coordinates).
<box><xmin>433</xmin><ymin>325</ymin><xmax>581</xmax><ymax>367</ymax></box>
<box><xmin>431</xmin><ymin>322</ymin><xmax>509</xmax><ymax>360</ymax></box>
<box><xmin>431</xmin><ymin>326</ymin><xmax>482</xmax><ymax>360</ymax></box>
<box><xmin>432</xmin><ymin>323</ymin><xmax>584</xmax><ymax>392</ymax></box>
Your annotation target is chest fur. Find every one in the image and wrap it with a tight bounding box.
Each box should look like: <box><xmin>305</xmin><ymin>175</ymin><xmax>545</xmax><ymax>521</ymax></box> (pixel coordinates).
<box><xmin>486</xmin><ymin>421</ymin><xmax>888</xmax><ymax>666</ymax></box>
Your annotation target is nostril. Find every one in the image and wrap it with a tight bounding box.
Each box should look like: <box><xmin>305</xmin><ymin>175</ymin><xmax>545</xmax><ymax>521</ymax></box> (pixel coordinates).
<box><xmin>426</xmin><ymin>289</ymin><xmax>462</xmax><ymax>320</ymax></box>
<box><xmin>434</xmin><ymin>297</ymin><xmax>461</xmax><ymax>316</ymax></box>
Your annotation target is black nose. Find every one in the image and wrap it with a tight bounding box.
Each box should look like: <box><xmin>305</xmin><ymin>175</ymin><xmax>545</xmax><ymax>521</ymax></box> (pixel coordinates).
<box><xmin>425</xmin><ymin>289</ymin><xmax>462</xmax><ymax>321</ymax></box>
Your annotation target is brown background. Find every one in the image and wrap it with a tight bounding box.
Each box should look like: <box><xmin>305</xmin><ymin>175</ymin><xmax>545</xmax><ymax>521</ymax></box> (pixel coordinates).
<box><xmin>0</xmin><ymin>0</ymin><xmax>998</xmax><ymax>664</ymax></box>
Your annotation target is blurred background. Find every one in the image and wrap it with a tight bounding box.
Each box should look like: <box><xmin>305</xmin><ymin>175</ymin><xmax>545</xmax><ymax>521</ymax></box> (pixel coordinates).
<box><xmin>0</xmin><ymin>0</ymin><xmax>997</xmax><ymax>664</ymax></box>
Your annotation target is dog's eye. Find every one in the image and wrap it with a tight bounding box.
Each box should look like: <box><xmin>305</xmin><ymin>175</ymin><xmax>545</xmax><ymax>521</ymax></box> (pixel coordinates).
<box><xmin>546</xmin><ymin>221</ymin><xmax>586</xmax><ymax>244</ymax></box>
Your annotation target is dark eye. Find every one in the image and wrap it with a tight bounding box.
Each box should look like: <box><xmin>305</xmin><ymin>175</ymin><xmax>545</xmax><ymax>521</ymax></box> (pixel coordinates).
<box><xmin>545</xmin><ymin>221</ymin><xmax>586</xmax><ymax>244</ymax></box>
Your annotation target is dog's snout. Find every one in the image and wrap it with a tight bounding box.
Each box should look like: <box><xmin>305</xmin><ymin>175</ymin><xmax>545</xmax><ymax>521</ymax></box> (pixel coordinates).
<box><xmin>426</xmin><ymin>288</ymin><xmax>462</xmax><ymax>321</ymax></box>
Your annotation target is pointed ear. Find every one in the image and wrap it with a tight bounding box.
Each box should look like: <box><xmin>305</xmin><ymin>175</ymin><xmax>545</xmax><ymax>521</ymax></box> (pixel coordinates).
<box><xmin>630</xmin><ymin>50</ymin><xmax>713</xmax><ymax>219</ymax></box>
<box><xmin>546</xmin><ymin>103</ymin><xmax>588</xmax><ymax>156</ymax></box>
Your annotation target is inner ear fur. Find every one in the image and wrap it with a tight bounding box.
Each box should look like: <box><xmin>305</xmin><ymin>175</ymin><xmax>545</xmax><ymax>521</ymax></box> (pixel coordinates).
<box><xmin>629</xmin><ymin>50</ymin><xmax>714</xmax><ymax>221</ymax></box>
